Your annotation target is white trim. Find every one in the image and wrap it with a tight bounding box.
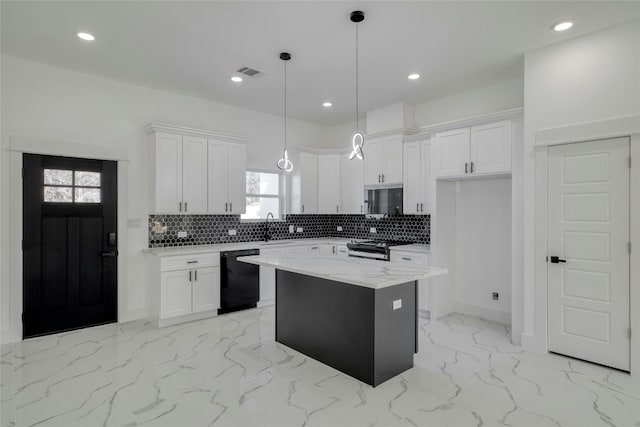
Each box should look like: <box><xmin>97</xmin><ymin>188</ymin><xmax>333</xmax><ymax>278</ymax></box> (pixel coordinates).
<box><xmin>453</xmin><ymin>302</ymin><xmax>510</xmax><ymax>326</ymax></box>
<box><xmin>257</xmin><ymin>298</ymin><xmax>275</xmax><ymax>308</ymax></box>
<box><xmin>8</xmin><ymin>135</ymin><xmax>129</xmax><ymax>161</ymax></box>
<box><xmin>366</xmin><ymin>128</ymin><xmax>420</xmax><ymax>139</ymax></box>
<box><xmin>156</xmin><ymin>310</ymin><xmax>219</xmax><ymax>328</ymax></box>
<box><xmin>145</xmin><ymin>122</ymin><xmax>249</xmax><ymax>144</ymax></box>
<box><xmin>6</xmin><ymin>138</ymin><xmax>131</xmax><ymax>344</ymax></box>
<box><xmin>418</xmin><ymin>108</ymin><xmax>524</xmax><ymax>135</ymax></box>
<box><xmin>535</xmin><ymin>114</ymin><xmax>640</xmax><ymax>146</ymax></box>
<box><xmin>631</xmin><ymin>134</ymin><xmax>640</xmax><ymax>380</ymax></box>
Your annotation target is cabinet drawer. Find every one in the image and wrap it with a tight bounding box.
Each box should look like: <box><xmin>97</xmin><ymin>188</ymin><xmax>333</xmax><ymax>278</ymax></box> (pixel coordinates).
<box><xmin>161</xmin><ymin>253</ymin><xmax>219</xmax><ymax>271</ymax></box>
<box><xmin>390</xmin><ymin>252</ymin><xmax>428</xmax><ymax>264</ymax></box>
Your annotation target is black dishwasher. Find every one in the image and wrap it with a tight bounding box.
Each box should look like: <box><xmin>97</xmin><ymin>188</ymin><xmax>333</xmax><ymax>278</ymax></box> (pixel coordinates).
<box><xmin>219</xmin><ymin>249</ymin><xmax>260</xmax><ymax>314</ymax></box>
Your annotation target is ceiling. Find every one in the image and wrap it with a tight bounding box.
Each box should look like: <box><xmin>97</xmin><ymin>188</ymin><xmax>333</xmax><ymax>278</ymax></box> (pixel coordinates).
<box><xmin>2</xmin><ymin>1</ymin><xmax>640</xmax><ymax>126</ymax></box>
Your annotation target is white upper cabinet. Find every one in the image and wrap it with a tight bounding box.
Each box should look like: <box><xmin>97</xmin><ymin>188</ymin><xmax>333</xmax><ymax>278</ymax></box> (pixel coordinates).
<box><xmin>207</xmin><ymin>139</ymin><xmax>247</xmax><ymax>214</ymax></box>
<box><xmin>433</xmin><ymin>128</ymin><xmax>470</xmax><ymax>178</ymax></box>
<box><xmin>317</xmin><ymin>154</ymin><xmax>341</xmax><ymax>214</ymax></box>
<box><xmin>181</xmin><ymin>136</ymin><xmax>208</xmax><ymax>213</ymax></box>
<box><xmin>433</xmin><ymin>120</ymin><xmax>511</xmax><ymax>178</ymax></box>
<box><xmin>290</xmin><ymin>152</ymin><xmax>318</xmax><ymax>214</ymax></box>
<box><xmin>150</xmin><ymin>131</ymin><xmax>207</xmax><ymax>214</ymax></box>
<box><xmin>470</xmin><ymin>120</ymin><xmax>512</xmax><ymax>175</ymax></box>
<box><xmin>340</xmin><ymin>154</ymin><xmax>365</xmax><ymax>214</ymax></box>
<box><xmin>403</xmin><ymin>140</ymin><xmax>431</xmax><ymax>215</ymax></box>
<box><xmin>364</xmin><ymin>134</ymin><xmax>403</xmax><ymax>185</ymax></box>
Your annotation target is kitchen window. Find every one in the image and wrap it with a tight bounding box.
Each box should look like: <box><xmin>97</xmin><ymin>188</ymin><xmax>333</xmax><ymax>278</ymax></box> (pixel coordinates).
<box><xmin>242</xmin><ymin>171</ymin><xmax>283</xmax><ymax>220</ymax></box>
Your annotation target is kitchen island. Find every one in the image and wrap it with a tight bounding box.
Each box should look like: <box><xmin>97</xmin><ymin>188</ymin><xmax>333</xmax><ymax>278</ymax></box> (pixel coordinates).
<box><xmin>241</xmin><ymin>252</ymin><xmax>447</xmax><ymax>387</ymax></box>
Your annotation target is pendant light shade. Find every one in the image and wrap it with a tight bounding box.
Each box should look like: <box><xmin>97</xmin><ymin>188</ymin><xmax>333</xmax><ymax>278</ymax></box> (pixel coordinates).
<box><xmin>349</xmin><ymin>10</ymin><xmax>365</xmax><ymax>161</ymax></box>
<box><xmin>277</xmin><ymin>52</ymin><xmax>294</xmax><ymax>172</ymax></box>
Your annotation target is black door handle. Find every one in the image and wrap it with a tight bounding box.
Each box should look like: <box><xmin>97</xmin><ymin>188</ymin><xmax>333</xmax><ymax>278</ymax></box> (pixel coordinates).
<box><xmin>549</xmin><ymin>256</ymin><xmax>566</xmax><ymax>264</ymax></box>
<box><xmin>101</xmin><ymin>251</ymin><xmax>118</xmax><ymax>257</ymax></box>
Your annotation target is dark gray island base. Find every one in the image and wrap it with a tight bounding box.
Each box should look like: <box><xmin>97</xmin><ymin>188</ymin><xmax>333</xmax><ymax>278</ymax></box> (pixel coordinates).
<box><xmin>275</xmin><ymin>269</ymin><xmax>417</xmax><ymax>387</ymax></box>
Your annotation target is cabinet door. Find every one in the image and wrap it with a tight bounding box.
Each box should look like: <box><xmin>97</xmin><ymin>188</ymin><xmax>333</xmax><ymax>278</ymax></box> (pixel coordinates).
<box><xmin>192</xmin><ymin>267</ymin><xmax>220</xmax><ymax>313</ymax></box>
<box><xmin>434</xmin><ymin>128</ymin><xmax>470</xmax><ymax>178</ymax></box>
<box><xmin>317</xmin><ymin>155</ymin><xmax>340</xmax><ymax>214</ymax></box>
<box><xmin>227</xmin><ymin>143</ymin><xmax>247</xmax><ymax>214</ymax></box>
<box><xmin>154</xmin><ymin>133</ymin><xmax>183</xmax><ymax>213</ymax></box>
<box><xmin>160</xmin><ymin>270</ymin><xmax>192</xmax><ymax>319</ymax></box>
<box><xmin>420</xmin><ymin>141</ymin><xmax>432</xmax><ymax>214</ymax></box>
<box><xmin>403</xmin><ymin>141</ymin><xmax>422</xmax><ymax>214</ymax></box>
<box><xmin>300</xmin><ymin>153</ymin><xmax>318</xmax><ymax>214</ymax></box>
<box><xmin>207</xmin><ymin>140</ymin><xmax>228</xmax><ymax>213</ymax></box>
<box><xmin>382</xmin><ymin>134</ymin><xmax>403</xmax><ymax>184</ymax></box>
<box><xmin>182</xmin><ymin>136</ymin><xmax>208</xmax><ymax>214</ymax></box>
<box><xmin>340</xmin><ymin>154</ymin><xmax>365</xmax><ymax>214</ymax></box>
<box><xmin>470</xmin><ymin>120</ymin><xmax>512</xmax><ymax>175</ymax></box>
<box><xmin>335</xmin><ymin>245</ymin><xmax>348</xmax><ymax>257</ymax></box>
<box><xmin>363</xmin><ymin>137</ymin><xmax>383</xmax><ymax>185</ymax></box>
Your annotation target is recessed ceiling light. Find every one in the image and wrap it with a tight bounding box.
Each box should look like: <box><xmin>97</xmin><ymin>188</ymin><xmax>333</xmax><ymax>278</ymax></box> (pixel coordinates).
<box><xmin>408</xmin><ymin>73</ymin><xmax>420</xmax><ymax>80</ymax></box>
<box><xmin>552</xmin><ymin>21</ymin><xmax>573</xmax><ymax>32</ymax></box>
<box><xmin>231</xmin><ymin>76</ymin><xmax>243</xmax><ymax>83</ymax></box>
<box><xmin>77</xmin><ymin>32</ymin><xmax>95</xmax><ymax>41</ymax></box>
<box><xmin>322</xmin><ymin>102</ymin><xmax>332</xmax><ymax>107</ymax></box>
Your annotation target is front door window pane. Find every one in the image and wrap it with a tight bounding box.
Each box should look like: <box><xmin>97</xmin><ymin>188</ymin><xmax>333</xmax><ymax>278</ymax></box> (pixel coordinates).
<box><xmin>75</xmin><ymin>188</ymin><xmax>101</xmax><ymax>203</ymax></box>
<box><xmin>44</xmin><ymin>186</ymin><xmax>72</xmax><ymax>202</ymax></box>
<box><xmin>44</xmin><ymin>169</ymin><xmax>72</xmax><ymax>185</ymax></box>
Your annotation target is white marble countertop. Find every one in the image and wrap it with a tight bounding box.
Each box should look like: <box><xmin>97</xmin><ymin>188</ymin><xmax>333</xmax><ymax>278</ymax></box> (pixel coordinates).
<box><xmin>390</xmin><ymin>244</ymin><xmax>431</xmax><ymax>254</ymax></box>
<box><xmin>239</xmin><ymin>252</ymin><xmax>447</xmax><ymax>289</ymax></box>
<box><xmin>144</xmin><ymin>237</ymin><xmax>354</xmax><ymax>257</ymax></box>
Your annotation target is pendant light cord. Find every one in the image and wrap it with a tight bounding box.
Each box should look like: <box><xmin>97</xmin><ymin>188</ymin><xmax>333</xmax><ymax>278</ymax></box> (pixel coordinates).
<box><xmin>355</xmin><ymin>23</ymin><xmax>359</xmax><ymax>133</ymax></box>
<box><xmin>284</xmin><ymin>58</ymin><xmax>287</xmax><ymax>153</ymax></box>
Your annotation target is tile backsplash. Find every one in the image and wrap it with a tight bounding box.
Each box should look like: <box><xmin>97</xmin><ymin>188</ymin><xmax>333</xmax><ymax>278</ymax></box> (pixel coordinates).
<box><xmin>148</xmin><ymin>214</ymin><xmax>430</xmax><ymax>248</ymax></box>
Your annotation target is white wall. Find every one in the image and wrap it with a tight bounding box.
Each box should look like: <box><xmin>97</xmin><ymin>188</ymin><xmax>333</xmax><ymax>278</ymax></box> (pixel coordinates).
<box><xmin>454</xmin><ymin>178</ymin><xmax>512</xmax><ymax>324</ymax></box>
<box><xmin>0</xmin><ymin>54</ymin><xmax>331</xmax><ymax>341</ymax></box>
<box><xmin>415</xmin><ymin>78</ymin><xmax>524</xmax><ymax>128</ymax></box>
<box><xmin>522</xmin><ymin>19</ymin><xmax>640</xmax><ymax>350</ymax></box>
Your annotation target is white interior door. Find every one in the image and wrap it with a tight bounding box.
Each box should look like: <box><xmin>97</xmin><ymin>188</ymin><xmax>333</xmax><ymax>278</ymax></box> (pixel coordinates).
<box><xmin>548</xmin><ymin>137</ymin><xmax>630</xmax><ymax>371</ymax></box>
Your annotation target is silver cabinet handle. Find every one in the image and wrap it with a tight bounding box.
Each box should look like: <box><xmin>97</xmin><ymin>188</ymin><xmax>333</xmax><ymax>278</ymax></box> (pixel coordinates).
<box><xmin>230</xmin><ymin>202</ymin><xmax>232</xmax><ymax>212</ymax></box>
<box><xmin>311</xmin><ymin>246</ymin><xmax>319</xmax><ymax>250</ymax></box>
<box><xmin>361</xmin><ymin>205</ymin><xmax>363</xmax><ymax>213</ymax></box>
<box><xmin>185</xmin><ymin>202</ymin><xmax>188</xmax><ymax>212</ymax></box>
<box><xmin>382</xmin><ymin>174</ymin><xmax>385</xmax><ymax>183</ymax></box>
<box><xmin>378</xmin><ymin>174</ymin><xmax>381</xmax><ymax>183</ymax></box>
<box><xmin>402</xmin><ymin>257</ymin><xmax>412</xmax><ymax>261</ymax></box>
<box><xmin>420</xmin><ymin>203</ymin><xmax>424</xmax><ymax>212</ymax></box>
<box><xmin>302</xmin><ymin>204</ymin><xmax>305</xmax><ymax>213</ymax></box>
<box><xmin>179</xmin><ymin>202</ymin><xmax>182</xmax><ymax>212</ymax></box>
<box><xmin>332</xmin><ymin>246</ymin><xmax>336</xmax><ymax>254</ymax></box>
<box><xmin>470</xmin><ymin>161</ymin><xmax>474</xmax><ymax>173</ymax></box>
<box><xmin>194</xmin><ymin>270</ymin><xmax>197</xmax><ymax>281</ymax></box>
<box><xmin>416</xmin><ymin>203</ymin><xmax>419</xmax><ymax>212</ymax></box>
<box><xmin>189</xmin><ymin>270</ymin><xmax>192</xmax><ymax>282</ymax></box>
<box><xmin>465</xmin><ymin>162</ymin><xmax>468</xmax><ymax>174</ymax></box>
<box><xmin>187</xmin><ymin>260</ymin><xmax>198</xmax><ymax>264</ymax></box>
<box><xmin>336</xmin><ymin>205</ymin><xmax>339</xmax><ymax>213</ymax></box>
<box><xmin>225</xmin><ymin>202</ymin><xmax>228</xmax><ymax>212</ymax></box>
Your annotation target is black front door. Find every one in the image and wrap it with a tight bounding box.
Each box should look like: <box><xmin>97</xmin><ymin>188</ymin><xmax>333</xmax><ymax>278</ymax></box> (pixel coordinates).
<box><xmin>23</xmin><ymin>154</ymin><xmax>118</xmax><ymax>338</ymax></box>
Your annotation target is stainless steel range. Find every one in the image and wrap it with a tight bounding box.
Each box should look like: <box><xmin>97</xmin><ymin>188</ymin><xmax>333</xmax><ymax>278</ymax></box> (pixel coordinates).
<box><xmin>346</xmin><ymin>239</ymin><xmax>412</xmax><ymax>261</ymax></box>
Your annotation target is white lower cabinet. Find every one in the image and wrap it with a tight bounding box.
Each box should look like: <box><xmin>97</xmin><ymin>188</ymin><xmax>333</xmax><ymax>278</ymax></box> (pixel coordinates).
<box><xmin>148</xmin><ymin>253</ymin><xmax>220</xmax><ymax>327</ymax></box>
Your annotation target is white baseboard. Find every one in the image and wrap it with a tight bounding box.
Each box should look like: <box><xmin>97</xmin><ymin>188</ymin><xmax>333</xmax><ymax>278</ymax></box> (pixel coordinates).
<box><xmin>419</xmin><ymin>309</ymin><xmax>430</xmax><ymax>319</ymax></box>
<box><xmin>453</xmin><ymin>302</ymin><xmax>510</xmax><ymax>325</ymax></box>
<box><xmin>119</xmin><ymin>307</ymin><xmax>147</xmax><ymax>323</ymax></box>
<box><xmin>521</xmin><ymin>332</ymin><xmax>546</xmax><ymax>353</ymax></box>
<box><xmin>156</xmin><ymin>309</ymin><xmax>219</xmax><ymax>328</ymax></box>
<box><xmin>258</xmin><ymin>298</ymin><xmax>275</xmax><ymax>308</ymax></box>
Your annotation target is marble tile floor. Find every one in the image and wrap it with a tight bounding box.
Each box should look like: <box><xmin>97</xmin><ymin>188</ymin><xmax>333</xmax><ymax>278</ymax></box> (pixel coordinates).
<box><xmin>1</xmin><ymin>307</ymin><xmax>639</xmax><ymax>427</ymax></box>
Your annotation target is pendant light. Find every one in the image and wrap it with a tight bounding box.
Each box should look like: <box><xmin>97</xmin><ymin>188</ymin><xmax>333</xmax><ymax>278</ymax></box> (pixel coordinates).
<box><xmin>277</xmin><ymin>52</ymin><xmax>294</xmax><ymax>172</ymax></box>
<box><xmin>349</xmin><ymin>10</ymin><xmax>365</xmax><ymax>161</ymax></box>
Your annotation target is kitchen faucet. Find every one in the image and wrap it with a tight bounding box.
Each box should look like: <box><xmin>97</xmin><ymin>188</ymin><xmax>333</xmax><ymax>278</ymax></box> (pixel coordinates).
<box><xmin>264</xmin><ymin>212</ymin><xmax>274</xmax><ymax>241</ymax></box>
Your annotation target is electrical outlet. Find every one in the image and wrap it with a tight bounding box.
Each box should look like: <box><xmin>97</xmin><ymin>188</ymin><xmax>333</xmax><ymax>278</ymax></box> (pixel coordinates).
<box><xmin>228</xmin><ymin>229</ymin><xmax>237</xmax><ymax>236</ymax></box>
<box><xmin>296</xmin><ymin>227</ymin><xmax>303</xmax><ymax>233</ymax></box>
<box><xmin>289</xmin><ymin>225</ymin><xmax>294</xmax><ymax>234</ymax></box>
<box><xmin>492</xmin><ymin>292</ymin><xmax>499</xmax><ymax>301</ymax></box>
<box><xmin>370</xmin><ymin>227</ymin><xmax>377</xmax><ymax>234</ymax></box>
<box><xmin>393</xmin><ymin>299</ymin><xmax>402</xmax><ymax>310</ymax></box>
<box><xmin>177</xmin><ymin>231</ymin><xmax>187</xmax><ymax>238</ymax></box>
<box><xmin>337</xmin><ymin>226</ymin><xmax>343</xmax><ymax>232</ymax></box>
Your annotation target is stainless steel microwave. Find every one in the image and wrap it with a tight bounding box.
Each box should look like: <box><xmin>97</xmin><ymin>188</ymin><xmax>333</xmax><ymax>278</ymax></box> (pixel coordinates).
<box><xmin>364</xmin><ymin>188</ymin><xmax>403</xmax><ymax>215</ymax></box>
